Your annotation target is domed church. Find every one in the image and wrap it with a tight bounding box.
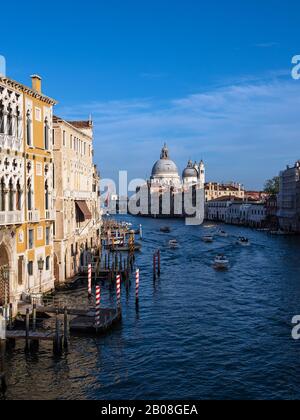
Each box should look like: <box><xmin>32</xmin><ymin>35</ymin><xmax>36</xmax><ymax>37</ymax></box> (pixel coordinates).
<box><xmin>134</xmin><ymin>144</ymin><xmax>206</xmax><ymax>222</ymax></box>
<box><xmin>151</xmin><ymin>144</ymin><xmax>182</xmax><ymax>188</ymax></box>
<box><xmin>150</xmin><ymin>144</ymin><xmax>205</xmax><ymax>190</ymax></box>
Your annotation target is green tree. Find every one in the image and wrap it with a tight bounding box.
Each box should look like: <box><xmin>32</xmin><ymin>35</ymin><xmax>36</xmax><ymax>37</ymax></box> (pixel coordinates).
<box><xmin>264</xmin><ymin>176</ymin><xmax>280</xmax><ymax>195</ymax></box>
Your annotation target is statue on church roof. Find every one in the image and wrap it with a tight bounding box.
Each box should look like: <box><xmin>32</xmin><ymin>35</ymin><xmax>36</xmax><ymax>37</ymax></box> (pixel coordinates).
<box><xmin>160</xmin><ymin>143</ymin><xmax>169</xmax><ymax>160</ymax></box>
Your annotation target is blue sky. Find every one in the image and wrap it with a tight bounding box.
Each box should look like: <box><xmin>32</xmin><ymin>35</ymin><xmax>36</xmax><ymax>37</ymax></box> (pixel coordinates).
<box><xmin>1</xmin><ymin>0</ymin><xmax>300</xmax><ymax>189</ymax></box>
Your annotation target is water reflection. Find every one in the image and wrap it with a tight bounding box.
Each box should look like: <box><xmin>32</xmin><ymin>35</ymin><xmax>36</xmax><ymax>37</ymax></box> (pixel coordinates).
<box><xmin>3</xmin><ymin>217</ymin><xmax>300</xmax><ymax>400</ymax></box>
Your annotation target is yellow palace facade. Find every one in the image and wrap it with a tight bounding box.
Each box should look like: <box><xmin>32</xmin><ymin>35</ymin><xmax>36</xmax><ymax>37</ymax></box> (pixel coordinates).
<box><xmin>0</xmin><ymin>74</ymin><xmax>56</xmax><ymax>313</ymax></box>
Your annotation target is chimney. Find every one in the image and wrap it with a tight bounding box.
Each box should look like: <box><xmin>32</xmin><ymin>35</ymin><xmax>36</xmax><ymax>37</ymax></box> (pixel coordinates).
<box><xmin>31</xmin><ymin>74</ymin><xmax>42</xmax><ymax>94</ymax></box>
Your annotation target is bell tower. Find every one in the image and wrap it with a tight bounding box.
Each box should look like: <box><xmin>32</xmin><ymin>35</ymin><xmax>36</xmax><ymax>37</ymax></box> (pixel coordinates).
<box><xmin>199</xmin><ymin>160</ymin><xmax>205</xmax><ymax>186</ymax></box>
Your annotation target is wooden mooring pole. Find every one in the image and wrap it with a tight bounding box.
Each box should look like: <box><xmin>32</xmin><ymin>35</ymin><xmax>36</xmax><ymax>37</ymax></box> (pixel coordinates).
<box><xmin>0</xmin><ymin>339</ymin><xmax>7</xmax><ymax>396</ymax></box>
<box><xmin>8</xmin><ymin>304</ymin><xmax>13</xmax><ymax>331</ymax></box>
<box><xmin>116</xmin><ymin>274</ymin><xmax>121</xmax><ymax>313</ymax></box>
<box><xmin>53</xmin><ymin>311</ymin><xmax>62</xmax><ymax>356</ymax></box>
<box><xmin>88</xmin><ymin>264</ymin><xmax>92</xmax><ymax>299</ymax></box>
<box><xmin>153</xmin><ymin>252</ymin><xmax>157</xmax><ymax>281</ymax></box>
<box><xmin>63</xmin><ymin>307</ymin><xmax>69</xmax><ymax>350</ymax></box>
<box><xmin>157</xmin><ymin>249</ymin><xmax>161</xmax><ymax>277</ymax></box>
<box><xmin>32</xmin><ymin>303</ymin><xmax>37</xmax><ymax>332</ymax></box>
<box><xmin>25</xmin><ymin>309</ymin><xmax>30</xmax><ymax>352</ymax></box>
<box><xmin>135</xmin><ymin>268</ymin><xmax>140</xmax><ymax>305</ymax></box>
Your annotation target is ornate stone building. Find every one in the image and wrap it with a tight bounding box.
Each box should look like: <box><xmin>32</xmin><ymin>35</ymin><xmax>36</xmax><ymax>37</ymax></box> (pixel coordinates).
<box><xmin>53</xmin><ymin>116</ymin><xmax>101</xmax><ymax>284</ymax></box>
<box><xmin>0</xmin><ymin>74</ymin><xmax>56</xmax><ymax>313</ymax></box>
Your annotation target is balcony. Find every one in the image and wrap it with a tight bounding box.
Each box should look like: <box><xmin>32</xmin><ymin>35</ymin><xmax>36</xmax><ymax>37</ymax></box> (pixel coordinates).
<box><xmin>0</xmin><ymin>211</ymin><xmax>24</xmax><ymax>226</ymax></box>
<box><xmin>28</xmin><ymin>210</ymin><xmax>40</xmax><ymax>223</ymax></box>
<box><xmin>0</xmin><ymin>133</ymin><xmax>22</xmax><ymax>152</ymax></box>
<box><xmin>45</xmin><ymin>209</ymin><xmax>56</xmax><ymax>220</ymax></box>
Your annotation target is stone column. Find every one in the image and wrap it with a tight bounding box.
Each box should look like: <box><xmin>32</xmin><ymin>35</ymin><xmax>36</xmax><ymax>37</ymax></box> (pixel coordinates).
<box><xmin>3</xmin><ymin>189</ymin><xmax>8</xmax><ymax>213</ymax></box>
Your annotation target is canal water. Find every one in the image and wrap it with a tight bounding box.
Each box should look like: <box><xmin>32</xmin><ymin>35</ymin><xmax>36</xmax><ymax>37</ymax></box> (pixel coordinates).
<box><xmin>3</xmin><ymin>216</ymin><xmax>300</xmax><ymax>400</ymax></box>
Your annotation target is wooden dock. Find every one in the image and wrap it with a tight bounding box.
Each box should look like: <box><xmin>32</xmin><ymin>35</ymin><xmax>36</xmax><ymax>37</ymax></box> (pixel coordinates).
<box><xmin>17</xmin><ymin>302</ymin><xmax>122</xmax><ymax>337</ymax></box>
<box><xmin>70</xmin><ymin>308</ymin><xmax>121</xmax><ymax>335</ymax></box>
<box><xmin>6</xmin><ymin>330</ymin><xmax>55</xmax><ymax>342</ymax></box>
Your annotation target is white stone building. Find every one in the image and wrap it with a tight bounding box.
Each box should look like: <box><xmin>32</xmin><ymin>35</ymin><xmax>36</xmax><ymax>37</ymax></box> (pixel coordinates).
<box><xmin>277</xmin><ymin>161</ymin><xmax>300</xmax><ymax>232</ymax></box>
<box><xmin>206</xmin><ymin>197</ymin><xmax>267</xmax><ymax>227</ymax></box>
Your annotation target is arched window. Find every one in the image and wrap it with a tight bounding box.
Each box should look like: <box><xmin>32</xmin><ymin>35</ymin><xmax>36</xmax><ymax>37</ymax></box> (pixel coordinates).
<box><xmin>44</xmin><ymin>117</ymin><xmax>49</xmax><ymax>150</ymax></box>
<box><xmin>16</xmin><ymin>106</ymin><xmax>20</xmax><ymax>138</ymax></box>
<box><xmin>16</xmin><ymin>181</ymin><xmax>22</xmax><ymax>211</ymax></box>
<box><xmin>8</xmin><ymin>179</ymin><xmax>14</xmax><ymax>211</ymax></box>
<box><xmin>0</xmin><ymin>101</ymin><xmax>4</xmax><ymax>134</ymax></box>
<box><xmin>7</xmin><ymin>106</ymin><xmax>13</xmax><ymax>136</ymax></box>
<box><xmin>45</xmin><ymin>180</ymin><xmax>49</xmax><ymax>210</ymax></box>
<box><xmin>46</xmin><ymin>256</ymin><xmax>50</xmax><ymax>271</ymax></box>
<box><xmin>26</xmin><ymin>110</ymin><xmax>32</xmax><ymax>146</ymax></box>
<box><xmin>27</xmin><ymin>179</ymin><xmax>33</xmax><ymax>211</ymax></box>
<box><xmin>0</xmin><ymin>178</ymin><xmax>5</xmax><ymax>211</ymax></box>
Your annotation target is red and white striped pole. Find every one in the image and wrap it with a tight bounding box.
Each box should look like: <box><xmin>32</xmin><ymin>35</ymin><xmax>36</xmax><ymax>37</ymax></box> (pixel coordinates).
<box><xmin>135</xmin><ymin>269</ymin><xmax>140</xmax><ymax>302</ymax></box>
<box><xmin>88</xmin><ymin>264</ymin><xmax>92</xmax><ymax>298</ymax></box>
<box><xmin>116</xmin><ymin>274</ymin><xmax>121</xmax><ymax>310</ymax></box>
<box><xmin>95</xmin><ymin>285</ymin><xmax>101</xmax><ymax>330</ymax></box>
<box><xmin>157</xmin><ymin>249</ymin><xmax>161</xmax><ymax>276</ymax></box>
<box><xmin>153</xmin><ymin>253</ymin><xmax>157</xmax><ymax>280</ymax></box>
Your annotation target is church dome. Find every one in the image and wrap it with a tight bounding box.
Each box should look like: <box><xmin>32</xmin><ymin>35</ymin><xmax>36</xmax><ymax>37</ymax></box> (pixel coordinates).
<box><xmin>183</xmin><ymin>160</ymin><xmax>198</xmax><ymax>179</ymax></box>
<box><xmin>151</xmin><ymin>144</ymin><xmax>179</xmax><ymax>177</ymax></box>
<box><xmin>152</xmin><ymin>159</ymin><xmax>179</xmax><ymax>176</ymax></box>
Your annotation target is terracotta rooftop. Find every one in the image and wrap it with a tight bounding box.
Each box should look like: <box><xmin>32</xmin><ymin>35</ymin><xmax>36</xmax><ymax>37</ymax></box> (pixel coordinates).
<box><xmin>205</xmin><ymin>185</ymin><xmax>241</xmax><ymax>192</ymax></box>
<box><xmin>67</xmin><ymin>120</ymin><xmax>92</xmax><ymax>129</ymax></box>
<box><xmin>209</xmin><ymin>196</ymin><xmax>243</xmax><ymax>202</ymax></box>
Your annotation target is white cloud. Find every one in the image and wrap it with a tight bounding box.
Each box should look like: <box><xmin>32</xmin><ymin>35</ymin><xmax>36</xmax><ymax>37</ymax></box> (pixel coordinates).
<box><xmin>56</xmin><ymin>76</ymin><xmax>300</xmax><ymax>189</ymax></box>
<box><xmin>254</xmin><ymin>42</ymin><xmax>279</xmax><ymax>48</ymax></box>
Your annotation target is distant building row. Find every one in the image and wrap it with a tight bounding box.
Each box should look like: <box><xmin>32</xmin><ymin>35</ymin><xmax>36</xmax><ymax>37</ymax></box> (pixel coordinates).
<box><xmin>206</xmin><ymin>160</ymin><xmax>300</xmax><ymax>234</ymax></box>
<box><xmin>206</xmin><ymin>196</ymin><xmax>277</xmax><ymax>228</ymax></box>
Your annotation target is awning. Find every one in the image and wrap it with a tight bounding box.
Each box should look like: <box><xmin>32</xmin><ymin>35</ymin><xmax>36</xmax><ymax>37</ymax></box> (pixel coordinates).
<box><xmin>75</xmin><ymin>201</ymin><xmax>92</xmax><ymax>220</ymax></box>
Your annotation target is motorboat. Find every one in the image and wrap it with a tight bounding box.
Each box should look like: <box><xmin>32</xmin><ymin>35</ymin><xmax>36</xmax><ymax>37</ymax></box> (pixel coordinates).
<box><xmin>160</xmin><ymin>227</ymin><xmax>171</xmax><ymax>233</ymax></box>
<box><xmin>202</xmin><ymin>235</ymin><xmax>214</xmax><ymax>243</ymax></box>
<box><xmin>237</xmin><ymin>237</ymin><xmax>251</xmax><ymax>246</ymax></box>
<box><xmin>218</xmin><ymin>230</ymin><xmax>229</xmax><ymax>238</ymax></box>
<box><xmin>169</xmin><ymin>240</ymin><xmax>179</xmax><ymax>249</ymax></box>
<box><xmin>213</xmin><ymin>255</ymin><xmax>230</xmax><ymax>270</ymax></box>
<box><xmin>270</xmin><ymin>229</ymin><xmax>293</xmax><ymax>236</ymax></box>
<box><xmin>204</xmin><ymin>224</ymin><xmax>216</xmax><ymax>229</ymax></box>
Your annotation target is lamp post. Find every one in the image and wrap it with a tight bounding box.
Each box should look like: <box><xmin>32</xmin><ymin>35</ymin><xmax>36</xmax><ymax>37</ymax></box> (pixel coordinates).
<box><xmin>38</xmin><ymin>258</ymin><xmax>44</xmax><ymax>294</ymax></box>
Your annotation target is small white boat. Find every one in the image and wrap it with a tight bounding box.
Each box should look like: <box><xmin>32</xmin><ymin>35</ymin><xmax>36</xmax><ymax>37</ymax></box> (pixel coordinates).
<box><xmin>270</xmin><ymin>229</ymin><xmax>293</xmax><ymax>236</ymax></box>
<box><xmin>204</xmin><ymin>224</ymin><xmax>216</xmax><ymax>229</ymax></box>
<box><xmin>202</xmin><ymin>235</ymin><xmax>214</xmax><ymax>243</ymax></box>
<box><xmin>218</xmin><ymin>230</ymin><xmax>229</xmax><ymax>238</ymax></box>
<box><xmin>237</xmin><ymin>237</ymin><xmax>251</xmax><ymax>247</ymax></box>
<box><xmin>161</xmin><ymin>226</ymin><xmax>171</xmax><ymax>233</ymax></box>
<box><xmin>213</xmin><ymin>255</ymin><xmax>229</xmax><ymax>270</ymax></box>
<box><xmin>169</xmin><ymin>240</ymin><xmax>179</xmax><ymax>249</ymax></box>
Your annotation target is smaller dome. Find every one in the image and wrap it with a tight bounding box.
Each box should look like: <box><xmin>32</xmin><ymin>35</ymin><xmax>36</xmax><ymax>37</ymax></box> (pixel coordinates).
<box><xmin>183</xmin><ymin>160</ymin><xmax>198</xmax><ymax>179</ymax></box>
